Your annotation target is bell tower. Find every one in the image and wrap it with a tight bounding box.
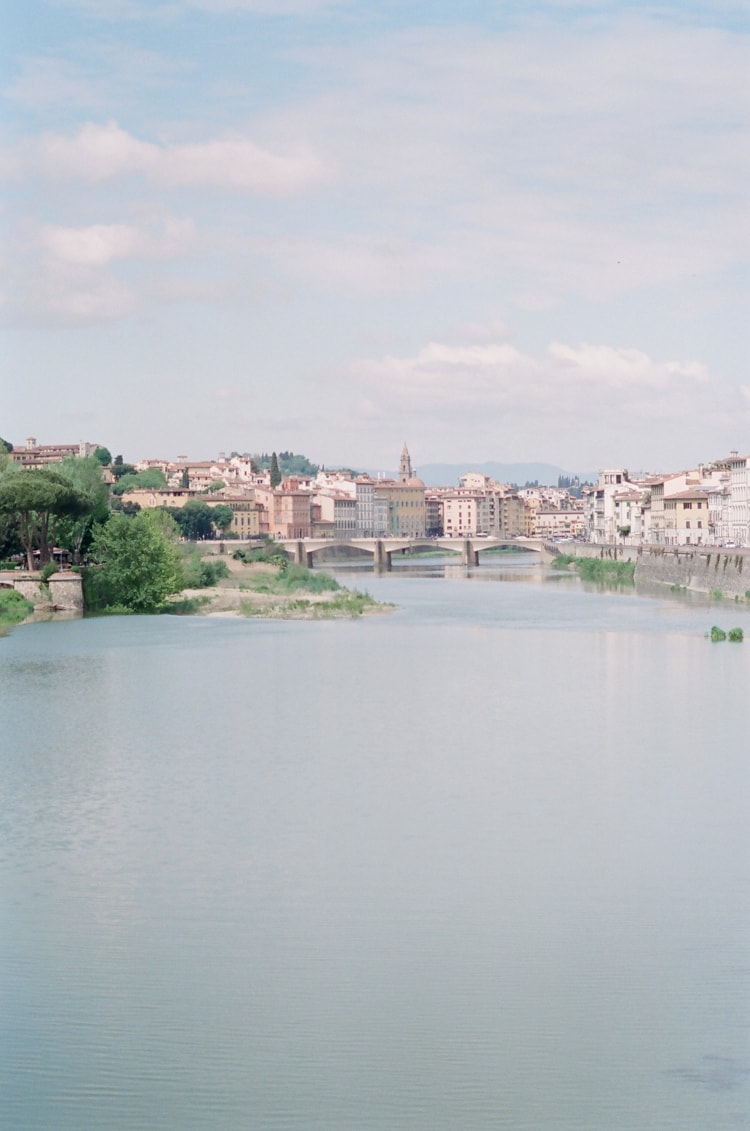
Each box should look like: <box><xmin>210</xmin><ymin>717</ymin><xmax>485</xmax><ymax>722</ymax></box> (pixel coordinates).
<box><xmin>399</xmin><ymin>442</ymin><xmax>413</xmax><ymax>482</ymax></box>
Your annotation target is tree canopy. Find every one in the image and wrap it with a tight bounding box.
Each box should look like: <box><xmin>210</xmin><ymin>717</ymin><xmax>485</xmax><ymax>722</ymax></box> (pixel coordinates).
<box><xmin>112</xmin><ymin>468</ymin><xmax>168</xmax><ymax>495</ymax></box>
<box><xmin>210</xmin><ymin>503</ymin><xmax>234</xmax><ymax>533</ymax></box>
<box><xmin>53</xmin><ymin>456</ymin><xmax>110</xmax><ymax>561</ymax></box>
<box><xmin>169</xmin><ymin>500</ymin><xmax>215</xmax><ymax>540</ymax></box>
<box><xmin>111</xmin><ymin>457</ymin><xmax>137</xmax><ymax>480</ymax></box>
<box><xmin>0</xmin><ymin>468</ymin><xmax>91</xmax><ymax>569</ymax></box>
<box><xmin>89</xmin><ymin>511</ymin><xmax>182</xmax><ymax>612</ymax></box>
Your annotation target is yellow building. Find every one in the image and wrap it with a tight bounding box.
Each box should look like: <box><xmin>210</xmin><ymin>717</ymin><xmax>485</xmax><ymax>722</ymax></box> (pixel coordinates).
<box><xmin>664</xmin><ymin>489</ymin><xmax>709</xmax><ymax>546</ymax></box>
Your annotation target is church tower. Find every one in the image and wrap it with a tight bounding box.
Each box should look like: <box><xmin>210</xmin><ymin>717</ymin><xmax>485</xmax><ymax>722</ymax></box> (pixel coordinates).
<box><xmin>399</xmin><ymin>442</ymin><xmax>413</xmax><ymax>482</ymax></box>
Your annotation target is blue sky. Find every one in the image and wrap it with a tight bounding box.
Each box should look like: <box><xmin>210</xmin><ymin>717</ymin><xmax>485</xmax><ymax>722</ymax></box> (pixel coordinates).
<box><xmin>2</xmin><ymin>0</ymin><xmax>748</xmax><ymax>473</ymax></box>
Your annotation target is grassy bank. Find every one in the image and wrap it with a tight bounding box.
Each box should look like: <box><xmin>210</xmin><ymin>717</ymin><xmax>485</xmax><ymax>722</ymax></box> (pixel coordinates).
<box><xmin>552</xmin><ymin>554</ymin><xmax>635</xmax><ymax>584</ymax></box>
<box><xmin>0</xmin><ymin>589</ymin><xmax>35</xmax><ymax>634</ymax></box>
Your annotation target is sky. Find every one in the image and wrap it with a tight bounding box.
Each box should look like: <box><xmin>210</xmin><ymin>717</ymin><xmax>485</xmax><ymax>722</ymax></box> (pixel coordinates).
<box><xmin>1</xmin><ymin>0</ymin><xmax>748</xmax><ymax>474</ymax></box>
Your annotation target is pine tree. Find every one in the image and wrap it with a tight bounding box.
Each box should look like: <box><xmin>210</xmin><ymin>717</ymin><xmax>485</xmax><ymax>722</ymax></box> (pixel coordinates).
<box><xmin>270</xmin><ymin>452</ymin><xmax>281</xmax><ymax>488</ymax></box>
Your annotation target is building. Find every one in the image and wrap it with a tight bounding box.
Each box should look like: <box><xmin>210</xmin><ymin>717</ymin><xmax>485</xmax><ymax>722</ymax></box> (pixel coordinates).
<box><xmin>254</xmin><ymin>482</ymin><xmax>313</xmax><ymax>540</ymax></box>
<box><xmin>712</xmin><ymin>452</ymin><xmax>750</xmax><ymax>547</ymax></box>
<box><xmin>664</xmin><ymin>489</ymin><xmax>709</xmax><ymax>546</ymax></box>
<box><xmin>10</xmin><ymin>437</ymin><xmax>100</xmax><ymax>468</ymax></box>
<box><xmin>371</xmin><ymin>445</ymin><xmax>426</xmax><ymax>537</ymax></box>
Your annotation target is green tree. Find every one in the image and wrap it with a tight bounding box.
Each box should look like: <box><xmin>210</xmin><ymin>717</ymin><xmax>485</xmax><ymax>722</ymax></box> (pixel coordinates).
<box><xmin>211</xmin><ymin>503</ymin><xmax>234</xmax><ymax>534</ymax></box>
<box><xmin>111</xmin><ymin>468</ymin><xmax>168</xmax><ymax>495</ymax></box>
<box><xmin>53</xmin><ymin>456</ymin><xmax>111</xmax><ymax>562</ymax></box>
<box><xmin>172</xmin><ymin>500</ymin><xmax>215</xmax><ymax>540</ymax></box>
<box><xmin>180</xmin><ymin>467</ymin><xmax>190</xmax><ymax>488</ymax></box>
<box><xmin>89</xmin><ymin>511</ymin><xmax>183</xmax><ymax>612</ymax></box>
<box><xmin>0</xmin><ymin>468</ymin><xmax>90</xmax><ymax>569</ymax></box>
<box><xmin>111</xmin><ymin>456</ymin><xmax>137</xmax><ymax>480</ymax></box>
<box><xmin>0</xmin><ymin>512</ymin><xmax>22</xmax><ymax>561</ymax></box>
<box><xmin>93</xmin><ymin>446</ymin><xmax>112</xmax><ymax>466</ymax></box>
<box><xmin>0</xmin><ymin>436</ymin><xmax>13</xmax><ymax>454</ymax></box>
<box><xmin>270</xmin><ymin>451</ymin><xmax>282</xmax><ymax>488</ymax></box>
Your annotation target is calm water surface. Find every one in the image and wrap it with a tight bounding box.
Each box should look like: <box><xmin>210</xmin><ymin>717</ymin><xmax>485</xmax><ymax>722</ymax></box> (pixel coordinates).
<box><xmin>2</xmin><ymin>555</ymin><xmax>749</xmax><ymax>1130</ymax></box>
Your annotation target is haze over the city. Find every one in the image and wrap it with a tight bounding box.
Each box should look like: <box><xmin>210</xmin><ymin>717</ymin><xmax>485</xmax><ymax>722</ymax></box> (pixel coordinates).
<box><xmin>2</xmin><ymin>0</ymin><xmax>748</xmax><ymax>472</ymax></box>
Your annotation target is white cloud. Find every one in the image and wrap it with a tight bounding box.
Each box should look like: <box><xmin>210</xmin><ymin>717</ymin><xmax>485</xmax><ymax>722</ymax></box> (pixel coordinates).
<box><xmin>9</xmin><ymin>121</ymin><xmax>329</xmax><ymax>195</ymax></box>
<box><xmin>154</xmin><ymin>136</ymin><xmax>327</xmax><ymax>192</ymax></box>
<box><xmin>352</xmin><ymin>338</ymin><xmax>714</xmax><ymax>424</ymax></box>
<box><xmin>335</xmin><ymin>334</ymin><xmax>742</xmax><ymax>468</ymax></box>
<box><xmin>37</xmin><ymin>215</ymin><xmax>194</xmax><ymax>265</ymax></box>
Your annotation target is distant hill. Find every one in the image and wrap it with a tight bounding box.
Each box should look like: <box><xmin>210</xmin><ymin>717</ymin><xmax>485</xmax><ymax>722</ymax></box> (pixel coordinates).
<box><xmin>367</xmin><ymin>461</ymin><xmax>597</xmax><ymax>488</ymax></box>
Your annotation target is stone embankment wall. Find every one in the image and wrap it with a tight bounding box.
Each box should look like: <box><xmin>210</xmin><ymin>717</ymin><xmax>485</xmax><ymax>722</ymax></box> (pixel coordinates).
<box><xmin>548</xmin><ymin>543</ymin><xmax>640</xmax><ymax>563</ymax></box>
<box><xmin>634</xmin><ymin>547</ymin><xmax>749</xmax><ymax>597</ymax></box>
<box><xmin>557</xmin><ymin>544</ymin><xmax>749</xmax><ymax>597</ymax></box>
<box><xmin>0</xmin><ymin>571</ymin><xmax>84</xmax><ymax>611</ymax></box>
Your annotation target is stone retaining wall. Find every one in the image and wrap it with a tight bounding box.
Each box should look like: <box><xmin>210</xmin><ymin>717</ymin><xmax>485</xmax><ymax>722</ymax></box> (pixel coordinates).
<box><xmin>634</xmin><ymin>547</ymin><xmax>749</xmax><ymax>597</ymax></box>
<box><xmin>0</xmin><ymin>570</ymin><xmax>84</xmax><ymax>611</ymax></box>
<box><xmin>552</xmin><ymin>544</ymin><xmax>749</xmax><ymax>596</ymax></box>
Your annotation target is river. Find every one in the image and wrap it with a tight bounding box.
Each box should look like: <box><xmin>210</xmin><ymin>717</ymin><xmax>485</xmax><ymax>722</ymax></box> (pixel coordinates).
<box><xmin>2</xmin><ymin>553</ymin><xmax>749</xmax><ymax>1130</ymax></box>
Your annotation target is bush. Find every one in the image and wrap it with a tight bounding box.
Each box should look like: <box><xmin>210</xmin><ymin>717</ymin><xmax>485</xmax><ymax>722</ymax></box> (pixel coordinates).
<box><xmin>0</xmin><ymin>588</ymin><xmax>34</xmax><ymax>626</ymax></box>
<box><xmin>710</xmin><ymin>626</ymin><xmax>727</xmax><ymax>641</ymax></box>
<box><xmin>728</xmin><ymin>627</ymin><xmax>744</xmax><ymax>642</ymax></box>
<box><xmin>180</xmin><ymin>551</ymin><xmax>230</xmax><ymax>589</ymax></box>
<box><xmin>232</xmin><ymin>545</ymin><xmax>289</xmax><ymax>569</ymax></box>
<box><xmin>40</xmin><ymin>561</ymin><xmax>59</xmax><ymax>582</ymax></box>
<box><xmin>276</xmin><ymin>564</ymin><xmax>340</xmax><ymax>593</ymax></box>
<box><xmin>553</xmin><ymin>554</ymin><xmax>634</xmax><ymax>584</ymax></box>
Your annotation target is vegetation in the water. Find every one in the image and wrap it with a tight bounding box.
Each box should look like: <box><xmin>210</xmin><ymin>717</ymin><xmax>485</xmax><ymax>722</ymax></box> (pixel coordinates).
<box><xmin>240</xmin><ymin>588</ymin><xmax>380</xmax><ymax>619</ymax></box>
<box><xmin>709</xmin><ymin>626</ymin><xmax>744</xmax><ymax>642</ymax></box>
<box><xmin>710</xmin><ymin>588</ymin><xmax>724</xmax><ymax>600</ymax></box>
<box><xmin>0</xmin><ymin>588</ymin><xmax>34</xmax><ymax>630</ymax></box>
<box><xmin>552</xmin><ymin>554</ymin><xmax>635</xmax><ymax>584</ymax></box>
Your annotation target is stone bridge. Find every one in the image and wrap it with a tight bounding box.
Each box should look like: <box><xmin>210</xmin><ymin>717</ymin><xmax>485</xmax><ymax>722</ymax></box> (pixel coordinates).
<box><xmin>279</xmin><ymin>536</ymin><xmax>550</xmax><ymax>569</ymax></box>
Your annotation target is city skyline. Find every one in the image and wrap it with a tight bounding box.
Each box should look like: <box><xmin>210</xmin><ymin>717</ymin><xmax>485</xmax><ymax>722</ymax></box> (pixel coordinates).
<box><xmin>3</xmin><ymin>1</ymin><xmax>749</xmax><ymax>469</ymax></box>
